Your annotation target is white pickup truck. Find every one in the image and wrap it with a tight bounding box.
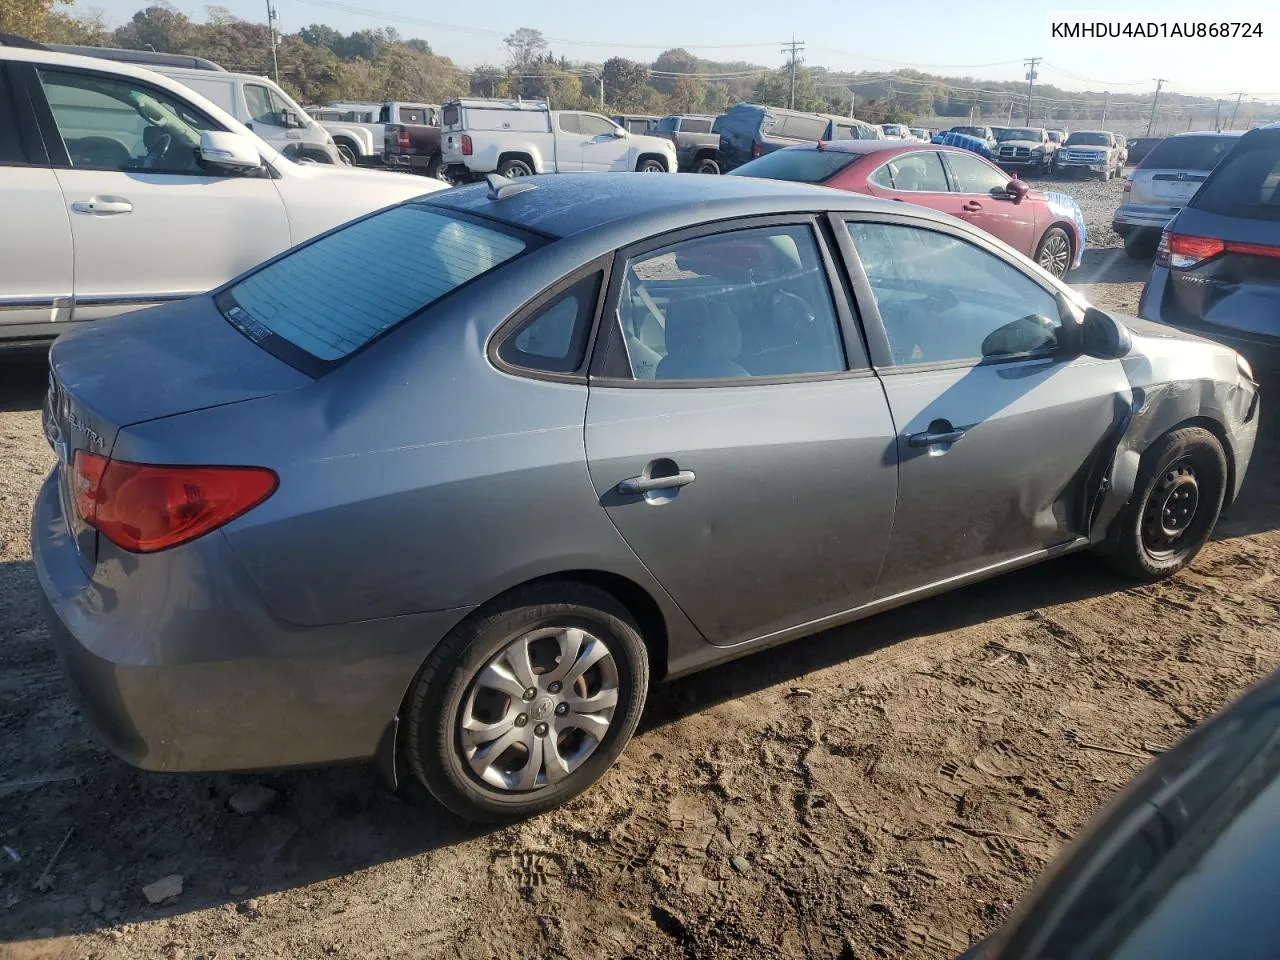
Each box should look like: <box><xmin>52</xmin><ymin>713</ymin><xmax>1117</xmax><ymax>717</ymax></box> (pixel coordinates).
<box><xmin>310</xmin><ymin>101</ymin><xmax>439</xmax><ymax>166</ymax></box>
<box><xmin>440</xmin><ymin>98</ymin><xmax>677</xmax><ymax>180</ymax></box>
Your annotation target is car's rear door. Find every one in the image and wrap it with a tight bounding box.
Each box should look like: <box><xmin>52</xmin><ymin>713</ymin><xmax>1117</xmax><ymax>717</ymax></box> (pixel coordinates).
<box><xmin>584</xmin><ymin>217</ymin><xmax>898</xmax><ymax>647</ymax></box>
<box><xmin>940</xmin><ymin>150</ymin><xmax>1037</xmax><ymax>255</ymax></box>
<box><xmin>861</xmin><ymin>148</ymin><xmax>958</xmax><ymax>216</ymax></box>
<box><xmin>0</xmin><ymin>62</ymin><xmax>74</xmax><ymax>334</ymax></box>
<box><xmin>30</xmin><ymin>64</ymin><xmax>290</xmax><ymax>322</ymax></box>
<box><xmin>835</xmin><ymin>213</ymin><xmax>1130</xmax><ymax>598</ymax></box>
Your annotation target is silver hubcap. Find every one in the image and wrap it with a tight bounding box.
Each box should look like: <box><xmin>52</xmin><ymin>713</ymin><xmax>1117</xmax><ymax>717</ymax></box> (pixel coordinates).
<box><xmin>1039</xmin><ymin>235</ymin><xmax>1070</xmax><ymax>276</ymax></box>
<box><xmin>505</xmin><ymin>165</ymin><xmax>528</xmax><ymax>177</ymax></box>
<box><xmin>460</xmin><ymin>627</ymin><xmax>619</xmax><ymax>792</ymax></box>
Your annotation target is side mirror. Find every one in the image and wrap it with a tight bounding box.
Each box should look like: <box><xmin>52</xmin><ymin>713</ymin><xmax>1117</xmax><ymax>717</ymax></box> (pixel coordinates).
<box><xmin>613</xmin><ymin>128</ymin><xmax>626</xmax><ymax>138</ymax></box>
<box><xmin>1005</xmin><ymin>179</ymin><xmax>1029</xmax><ymax>203</ymax></box>
<box><xmin>199</xmin><ymin>130</ymin><xmax>262</xmax><ymax>172</ymax></box>
<box><xmin>1081</xmin><ymin>307</ymin><xmax>1132</xmax><ymax>359</ymax></box>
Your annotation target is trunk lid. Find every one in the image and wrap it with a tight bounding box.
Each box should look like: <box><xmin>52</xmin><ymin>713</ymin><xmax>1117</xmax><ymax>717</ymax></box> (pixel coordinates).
<box><xmin>46</xmin><ymin>296</ymin><xmax>311</xmax><ymax>563</ymax></box>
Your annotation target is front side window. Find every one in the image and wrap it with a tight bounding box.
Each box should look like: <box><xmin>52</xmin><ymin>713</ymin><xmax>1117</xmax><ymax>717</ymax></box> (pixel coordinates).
<box><xmin>869</xmin><ymin>151</ymin><xmax>949</xmax><ymax>192</ymax></box>
<box><xmin>580</xmin><ymin>114</ymin><xmax>619</xmax><ymax>137</ymax></box>
<box><xmin>38</xmin><ymin>69</ymin><xmax>215</xmax><ymax>174</ymax></box>
<box><xmin>847</xmin><ymin>221</ymin><xmax>1062</xmax><ymax>366</ymax></box>
<box><xmin>613</xmin><ymin>225</ymin><xmax>846</xmax><ymax>381</ymax></box>
<box><xmin>220</xmin><ymin>204</ymin><xmax>535</xmax><ymax>368</ymax></box>
<box><xmin>557</xmin><ymin>113</ymin><xmax>581</xmax><ymax>134</ymax></box>
<box><xmin>244</xmin><ymin>84</ymin><xmax>278</xmax><ymax>126</ymax></box>
<box><xmin>683</xmin><ymin>118</ymin><xmax>713</xmax><ymax>134</ymax></box>
<box><xmin>946</xmin><ymin>151</ymin><xmax>1010</xmax><ymax>195</ymax></box>
<box><xmin>775</xmin><ymin>114</ymin><xmax>827</xmax><ymax>141</ymax></box>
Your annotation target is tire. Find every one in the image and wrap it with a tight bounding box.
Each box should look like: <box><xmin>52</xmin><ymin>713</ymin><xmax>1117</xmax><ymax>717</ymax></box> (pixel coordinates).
<box><xmin>1101</xmin><ymin>427</ymin><xmax>1228</xmax><ymax>582</ymax></box>
<box><xmin>1034</xmin><ymin>226</ymin><xmax>1073</xmax><ymax>279</ymax></box>
<box><xmin>497</xmin><ymin>158</ymin><xmax>534</xmax><ymax>178</ymax></box>
<box><xmin>1124</xmin><ymin>231</ymin><xmax>1159</xmax><ymax>260</ymax></box>
<box><xmin>637</xmin><ymin>158</ymin><xmax>667</xmax><ymax>173</ymax></box>
<box><xmin>695</xmin><ymin>156</ymin><xmax>721</xmax><ymax>175</ymax></box>
<box><xmin>334</xmin><ymin>141</ymin><xmax>357</xmax><ymax>165</ymax></box>
<box><xmin>403</xmin><ymin>581</ymin><xmax>650</xmax><ymax>822</ymax></box>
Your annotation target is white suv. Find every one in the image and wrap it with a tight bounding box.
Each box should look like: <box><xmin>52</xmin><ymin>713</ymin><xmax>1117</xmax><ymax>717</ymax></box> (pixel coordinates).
<box><xmin>0</xmin><ymin>44</ymin><xmax>445</xmax><ymax>348</ymax></box>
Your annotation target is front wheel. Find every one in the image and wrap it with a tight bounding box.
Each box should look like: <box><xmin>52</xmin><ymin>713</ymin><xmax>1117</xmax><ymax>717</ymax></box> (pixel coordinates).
<box><xmin>1034</xmin><ymin>226</ymin><xmax>1073</xmax><ymax>278</ymax></box>
<box><xmin>1101</xmin><ymin>427</ymin><xmax>1228</xmax><ymax>581</ymax></box>
<box><xmin>403</xmin><ymin>582</ymin><xmax>650</xmax><ymax>822</ymax></box>
<box><xmin>637</xmin><ymin>158</ymin><xmax>667</xmax><ymax>173</ymax></box>
<box><xmin>335</xmin><ymin>142</ymin><xmax>357</xmax><ymax>165</ymax></box>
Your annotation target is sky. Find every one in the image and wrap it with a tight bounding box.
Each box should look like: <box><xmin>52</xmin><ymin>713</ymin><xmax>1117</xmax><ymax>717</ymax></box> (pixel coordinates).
<box><xmin>80</xmin><ymin>0</ymin><xmax>1280</xmax><ymax>100</ymax></box>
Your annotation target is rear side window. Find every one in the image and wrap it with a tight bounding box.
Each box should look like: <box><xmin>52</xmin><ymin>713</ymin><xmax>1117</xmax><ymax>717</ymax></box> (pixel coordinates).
<box><xmin>683</xmin><ymin>118</ymin><xmax>713</xmax><ymax>134</ymax></box>
<box><xmin>656</xmin><ymin>116</ymin><xmax>678</xmax><ymax>133</ymax></box>
<box><xmin>398</xmin><ymin>106</ymin><xmax>425</xmax><ymax>124</ymax></box>
<box><xmin>869</xmin><ymin>152</ymin><xmax>949</xmax><ymax>192</ymax></box>
<box><xmin>557</xmin><ymin>113</ymin><xmax>581</xmax><ymax>134</ymax></box>
<box><xmin>219</xmin><ymin>205</ymin><xmax>535</xmax><ymax>369</ymax></box>
<box><xmin>1192</xmin><ymin>139</ymin><xmax>1280</xmax><ymax>220</ymax></box>
<box><xmin>442</xmin><ymin>104</ymin><xmax>459</xmax><ymax>126</ymax></box>
<box><xmin>498</xmin><ymin>274</ymin><xmax>601</xmax><ymax>373</ymax></box>
<box><xmin>774</xmin><ymin>114</ymin><xmax>827</xmax><ymax>141</ymax></box>
<box><xmin>731</xmin><ymin>147</ymin><xmax>860</xmax><ymax>182</ymax></box>
<box><xmin>1142</xmin><ymin>135</ymin><xmax>1236</xmax><ymax>170</ymax></box>
<box><xmin>0</xmin><ymin>68</ymin><xmax>29</xmax><ymax>163</ymax></box>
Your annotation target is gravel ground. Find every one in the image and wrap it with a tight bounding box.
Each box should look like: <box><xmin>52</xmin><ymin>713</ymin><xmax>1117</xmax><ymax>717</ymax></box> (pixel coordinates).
<box><xmin>3</xmin><ymin>176</ymin><xmax>1278</xmax><ymax>960</ymax></box>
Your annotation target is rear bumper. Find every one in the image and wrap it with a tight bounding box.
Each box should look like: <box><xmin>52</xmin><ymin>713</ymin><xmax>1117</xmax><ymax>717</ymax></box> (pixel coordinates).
<box><xmin>32</xmin><ymin>470</ymin><xmax>471</xmax><ymax>773</ymax></box>
<box><xmin>1113</xmin><ymin>202</ymin><xmax>1179</xmax><ymax>233</ymax></box>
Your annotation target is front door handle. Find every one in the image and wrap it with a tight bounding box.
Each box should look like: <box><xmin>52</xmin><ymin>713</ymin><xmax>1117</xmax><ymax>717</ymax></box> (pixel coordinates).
<box><xmin>961</xmin><ymin>200</ymin><xmax>982</xmax><ymax>212</ymax></box>
<box><xmin>618</xmin><ymin>470</ymin><xmax>696</xmax><ymax>495</ymax></box>
<box><xmin>71</xmin><ymin>196</ymin><xmax>133</xmax><ymax>215</ymax></box>
<box><xmin>908</xmin><ymin>428</ymin><xmax>966</xmax><ymax>447</ymax></box>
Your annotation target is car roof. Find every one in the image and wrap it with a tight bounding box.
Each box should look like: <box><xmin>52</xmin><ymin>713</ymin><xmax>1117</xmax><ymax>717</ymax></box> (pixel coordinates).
<box><xmin>425</xmin><ymin>172</ymin><xmax>940</xmax><ymax>240</ymax></box>
<box><xmin>771</xmin><ymin>139</ymin><xmax>966</xmax><ymax>157</ymax></box>
<box><xmin>1167</xmin><ymin>129</ymin><xmax>1247</xmax><ymax>138</ymax></box>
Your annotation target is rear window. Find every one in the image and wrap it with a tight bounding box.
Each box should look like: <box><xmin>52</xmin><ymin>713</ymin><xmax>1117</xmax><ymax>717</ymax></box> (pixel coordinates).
<box><xmin>774</xmin><ymin>114</ymin><xmax>828</xmax><ymax>141</ymax></box>
<box><xmin>1142</xmin><ymin>135</ymin><xmax>1237</xmax><ymax>171</ymax></box>
<box><xmin>442</xmin><ymin>104</ymin><xmax>459</xmax><ymax>127</ymax></box>
<box><xmin>217</xmin><ymin>205</ymin><xmax>535</xmax><ymax>371</ymax></box>
<box><xmin>952</xmin><ymin>126</ymin><xmax>987</xmax><ymax>138</ymax></box>
<box><xmin>1192</xmin><ymin>138</ymin><xmax>1280</xmax><ymax>221</ymax></box>
<box><xmin>729</xmin><ymin>147</ymin><xmax>860</xmax><ymax>182</ymax></box>
<box><xmin>683</xmin><ymin>118</ymin><xmax>713</xmax><ymax>134</ymax></box>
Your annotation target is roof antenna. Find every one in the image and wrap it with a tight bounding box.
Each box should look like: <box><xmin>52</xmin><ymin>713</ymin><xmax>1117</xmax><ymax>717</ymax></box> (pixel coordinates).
<box><xmin>485</xmin><ymin>173</ymin><xmax>537</xmax><ymax>201</ymax></box>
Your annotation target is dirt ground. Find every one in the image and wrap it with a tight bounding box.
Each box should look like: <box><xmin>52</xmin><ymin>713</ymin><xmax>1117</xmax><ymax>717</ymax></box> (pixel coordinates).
<box><xmin>2</xmin><ymin>176</ymin><xmax>1278</xmax><ymax>960</ymax></box>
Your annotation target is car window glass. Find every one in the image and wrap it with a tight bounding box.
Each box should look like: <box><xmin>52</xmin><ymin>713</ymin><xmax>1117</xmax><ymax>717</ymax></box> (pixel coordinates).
<box><xmin>1192</xmin><ymin>140</ymin><xmax>1280</xmax><ymax>221</ymax></box>
<box><xmin>266</xmin><ymin>86</ymin><xmax>292</xmax><ymax>118</ymax></box>
<box><xmin>776</xmin><ymin>114</ymin><xmax>827</xmax><ymax>141</ymax></box>
<box><xmin>1143</xmin><ymin>135</ymin><xmax>1238</xmax><ymax>171</ymax></box>
<box><xmin>656</xmin><ymin>116</ymin><xmax>677</xmax><ymax>132</ymax></box>
<box><xmin>946</xmin><ymin>151</ymin><xmax>1009</xmax><ymax>194</ymax></box>
<box><xmin>684</xmin><ymin>118</ymin><xmax>713</xmax><ymax>134</ymax></box>
<box><xmin>398</xmin><ymin>106</ymin><xmax>425</xmax><ymax>124</ymax></box>
<box><xmin>38</xmin><ymin>69</ymin><xmax>214</xmax><ymax>174</ymax></box>
<box><xmin>0</xmin><ymin>71</ymin><xmax>27</xmax><ymax>163</ymax></box>
<box><xmin>557</xmin><ymin>113</ymin><xmax>581</xmax><ymax>134</ymax></box>
<box><xmin>874</xmin><ymin>151</ymin><xmax>949</xmax><ymax>192</ymax></box>
<box><xmin>580</xmin><ymin>114</ymin><xmax>619</xmax><ymax>137</ymax></box>
<box><xmin>847</xmin><ymin>221</ymin><xmax>1062</xmax><ymax>365</ymax></box>
<box><xmin>499</xmin><ymin>273</ymin><xmax>601</xmax><ymax>373</ymax></box>
<box><xmin>615</xmin><ymin>225</ymin><xmax>847</xmax><ymax>381</ymax></box>
<box><xmin>244</xmin><ymin>84</ymin><xmax>278</xmax><ymax>125</ymax></box>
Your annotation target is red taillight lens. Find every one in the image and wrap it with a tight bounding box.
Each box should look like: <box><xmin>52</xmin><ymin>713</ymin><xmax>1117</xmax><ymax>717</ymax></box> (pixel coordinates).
<box><xmin>1167</xmin><ymin>232</ymin><xmax>1226</xmax><ymax>269</ymax></box>
<box><xmin>1225</xmin><ymin>240</ymin><xmax>1280</xmax><ymax>259</ymax></box>
<box><xmin>397</xmin><ymin>128</ymin><xmax>410</xmax><ymax>148</ymax></box>
<box><xmin>1123</xmin><ymin>179</ymin><xmax>1131</xmax><ymax>193</ymax></box>
<box><xmin>71</xmin><ymin>452</ymin><xmax>276</xmax><ymax>553</ymax></box>
<box><xmin>461</xmin><ymin>134</ymin><xmax>473</xmax><ymax>156</ymax></box>
<box><xmin>752</xmin><ymin>141</ymin><xmax>762</xmax><ymax>158</ymax></box>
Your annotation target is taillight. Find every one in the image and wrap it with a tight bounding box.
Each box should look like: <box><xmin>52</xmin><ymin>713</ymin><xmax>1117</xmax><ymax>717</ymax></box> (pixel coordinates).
<box><xmin>462</xmin><ymin>134</ymin><xmax>473</xmax><ymax>156</ymax></box>
<box><xmin>752</xmin><ymin>142</ymin><xmax>762</xmax><ymax>158</ymax></box>
<box><xmin>71</xmin><ymin>452</ymin><xmax>276</xmax><ymax>553</ymax></box>
<box><xmin>1123</xmin><ymin>179</ymin><xmax>1131</xmax><ymax>194</ymax></box>
<box><xmin>1166</xmin><ymin>232</ymin><xmax>1226</xmax><ymax>269</ymax></box>
<box><xmin>397</xmin><ymin>128</ymin><xmax>410</xmax><ymax>148</ymax></box>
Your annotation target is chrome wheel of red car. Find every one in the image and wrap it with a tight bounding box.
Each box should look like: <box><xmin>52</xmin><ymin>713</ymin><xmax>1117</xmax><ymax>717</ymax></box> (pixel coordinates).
<box><xmin>1035</xmin><ymin>228</ymin><xmax>1072</xmax><ymax>278</ymax></box>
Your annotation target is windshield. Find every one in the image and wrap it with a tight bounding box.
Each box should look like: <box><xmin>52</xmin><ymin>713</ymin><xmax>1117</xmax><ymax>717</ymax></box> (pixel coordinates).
<box><xmin>952</xmin><ymin>126</ymin><xmax>987</xmax><ymax>138</ymax></box>
<box><xmin>656</xmin><ymin>116</ymin><xmax>678</xmax><ymax>132</ymax></box>
<box><xmin>1143</xmin><ymin>134</ymin><xmax>1239</xmax><ymax>171</ymax></box>
<box><xmin>729</xmin><ymin>147</ymin><xmax>862</xmax><ymax>183</ymax></box>
<box><xmin>218</xmin><ymin>204</ymin><xmax>536</xmax><ymax>371</ymax></box>
<box><xmin>1065</xmin><ymin>132</ymin><xmax>1109</xmax><ymax>146</ymax></box>
<box><xmin>998</xmin><ymin>128</ymin><xmax>1041</xmax><ymax>142</ymax></box>
<box><xmin>1192</xmin><ymin>137</ymin><xmax>1280</xmax><ymax>220</ymax></box>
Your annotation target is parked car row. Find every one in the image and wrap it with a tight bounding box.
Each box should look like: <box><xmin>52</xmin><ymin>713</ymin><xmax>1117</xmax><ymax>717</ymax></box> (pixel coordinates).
<box><xmin>309</xmin><ymin>100</ymin><xmax>442</xmax><ymax>174</ymax></box>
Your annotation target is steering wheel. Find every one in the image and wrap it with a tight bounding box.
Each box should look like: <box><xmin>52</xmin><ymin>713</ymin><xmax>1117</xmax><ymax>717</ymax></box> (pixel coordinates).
<box><xmin>142</xmin><ymin>132</ymin><xmax>172</xmax><ymax>169</ymax></box>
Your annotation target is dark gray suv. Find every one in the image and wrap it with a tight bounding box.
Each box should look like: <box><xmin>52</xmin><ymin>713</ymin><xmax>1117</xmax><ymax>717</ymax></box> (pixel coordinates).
<box><xmin>715</xmin><ymin>103</ymin><xmax>880</xmax><ymax>172</ymax></box>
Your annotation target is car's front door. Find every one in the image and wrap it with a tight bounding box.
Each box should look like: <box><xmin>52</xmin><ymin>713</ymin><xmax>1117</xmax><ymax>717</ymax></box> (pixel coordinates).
<box><xmin>32</xmin><ymin>66</ymin><xmax>291</xmax><ymax>322</ymax></box>
<box><xmin>584</xmin><ymin>219</ymin><xmax>899</xmax><ymax>647</ymax></box>
<box><xmin>0</xmin><ymin>64</ymin><xmax>73</xmax><ymax>332</ymax></box>
<box><xmin>941</xmin><ymin>150</ymin><xmax>1038</xmax><ymax>256</ymax></box>
<box><xmin>578</xmin><ymin>114</ymin><xmax>631</xmax><ymax>171</ymax></box>
<box><xmin>839</xmin><ymin>216</ymin><xmax>1130</xmax><ymax>598</ymax></box>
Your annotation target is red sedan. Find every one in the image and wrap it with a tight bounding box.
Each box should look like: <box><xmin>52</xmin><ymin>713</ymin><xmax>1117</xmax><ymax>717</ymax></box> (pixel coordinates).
<box><xmin>728</xmin><ymin>140</ymin><xmax>1086</xmax><ymax>278</ymax></box>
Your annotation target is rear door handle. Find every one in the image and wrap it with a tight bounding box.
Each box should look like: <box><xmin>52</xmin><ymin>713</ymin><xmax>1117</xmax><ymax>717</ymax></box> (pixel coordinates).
<box><xmin>71</xmin><ymin>196</ymin><xmax>133</xmax><ymax>215</ymax></box>
<box><xmin>618</xmin><ymin>470</ymin><xmax>696</xmax><ymax>494</ymax></box>
<box><xmin>908</xmin><ymin>428</ymin><xmax>966</xmax><ymax>447</ymax></box>
<box><xmin>961</xmin><ymin>201</ymin><xmax>982</xmax><ymax>212</ymax></box>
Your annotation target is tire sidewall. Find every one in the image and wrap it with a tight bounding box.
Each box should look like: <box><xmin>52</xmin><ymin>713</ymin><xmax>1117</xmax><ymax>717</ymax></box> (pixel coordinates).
<box><xmin>638</xmin><ymin>159</ymin><xmax>666</xmax><ymax>173</ymax></box>
<box><xmin>696</xmin><ymin>157</ymin><xmax>720</xmax><ymax>174</ymax></box>
<box><xmin>408</xmin><ymin>586</ymin><xmax>649</xmax><ymax>821</ymax></box>
<box><xmin>498</xmin><ymin>160</ymin><xmax>533</xmax><ymax>177</ymax></box>
<box><xmin>1036</xmin><ymin>227</ymin><xmax>1072</xmax><ymax>278</ymax></box>
<box><xmin>1117</xmin><ymin>428</ymin><xmax>1227</xmax><ymax>578</ymax></box>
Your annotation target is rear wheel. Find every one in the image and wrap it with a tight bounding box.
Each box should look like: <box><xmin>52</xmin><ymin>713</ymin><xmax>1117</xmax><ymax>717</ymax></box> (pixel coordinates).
<box><xmin>1101</xmin><ymin>427</ymin><xmax>1228</xmax><ymax>581</ymax></box>
<box><xmin>334</xmin><ymin>141</ymin><xmax>357</xmax><ymax>165</ymax></box>
<box><xmin>1034</xmin><ymin>227</ymin><xmax>1073</xmax><ymax>278</ymax></box>
<box><xmin>403</xmin><ymin>581</ymin><xmax>650</xmax><ymax>822</ymax></box>
<box><xmin>497</xmin><ymin>158</ymin><xmax>534</xmax><ymax>178</ymax></box>
<box><xmin>695</xmin><ymin>156</ymin><xmax>720</xmax><ymax>174</ymax></box>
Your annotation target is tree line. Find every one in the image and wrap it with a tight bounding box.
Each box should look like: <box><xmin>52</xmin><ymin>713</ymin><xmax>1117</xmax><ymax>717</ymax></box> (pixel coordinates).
<box><xmin>6</xmin><ymin>0</ymin><xmax>1257</xmax><ymax>128</ymax></box>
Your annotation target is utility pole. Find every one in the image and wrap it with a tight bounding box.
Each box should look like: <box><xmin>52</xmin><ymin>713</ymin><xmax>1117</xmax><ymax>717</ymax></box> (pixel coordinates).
<box><xmin>1214</xmin><ymin>98</ymin><xmax>1223</xmax><ymax>131</ymax></box>
<box><xmin>1101</xmin><ymin>91</ymin><xmax>1110</xmax><ymax>128</ymax></box>
<box><xmin>598</xmin><ymin>74</ymin><xmax>604</xmax><ymax>111</ymax></box>
<box><xmin>1023</xmin><ymin>56</ymin><xmax>1041</xmax><ymax>122</ymax></box>
<box><xmin>1228</xmin><ymin>91</ymin><xmax>1244</xmax><ymax>129</ymax></box>
<box><xmin>780</xmin><ymin>36</ymin><xmax>806</xmax><ymax>110</ymax></box>
<box><xmin>1145</xmin><ymin>78</ymin><xmax>1167</xmax><ymax>136</ymax></box>
<box><xmin>265</xmin><ymin>0</ymin><xmax>280</xmax><ymax>83</ymax></box>
<box><xmin>1007</xmin><ymin>100</ymin><xmax>1014</xmax><ymax>123</ymax></box>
